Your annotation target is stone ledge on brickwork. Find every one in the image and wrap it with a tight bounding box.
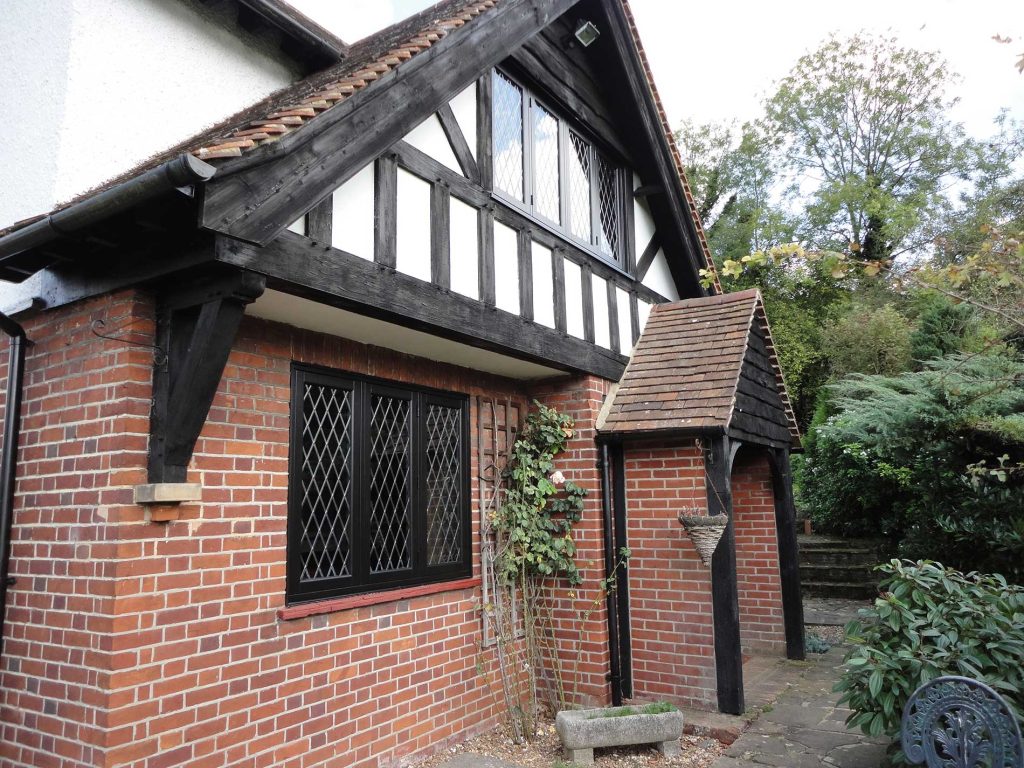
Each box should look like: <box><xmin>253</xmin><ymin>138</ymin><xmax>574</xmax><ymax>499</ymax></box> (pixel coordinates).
<box><xmin>134</xmin><ymin>483</ymin><xmax>202</xmax><ymax>520</ymax></box>
<box><xmin>134</xmin><ymin>483</ymin><xmax>203</xmax><ymax>504</ymax></box>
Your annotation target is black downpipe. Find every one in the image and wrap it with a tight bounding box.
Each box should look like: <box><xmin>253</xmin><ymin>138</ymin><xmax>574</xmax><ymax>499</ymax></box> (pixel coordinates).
<box><xmin>599</xmin><ymin>444</ymin><xmax>623</xmax><ymax>706</ymax></box>
<box><xmin>0</xmin><ymin>312</ymin><xmax>27</xmax><ymax>656</ymax></box>
<box><xmin>610</xmin><ymin>442</ymin><xmax>632</xmax><ymax>698</ymax></box>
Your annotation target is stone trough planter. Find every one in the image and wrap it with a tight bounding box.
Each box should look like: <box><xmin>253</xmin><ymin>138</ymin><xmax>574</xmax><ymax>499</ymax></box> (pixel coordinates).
<box><xmin>554</xmin><ymin>705</ymin><xmax>684</xmax><ymax>765</ymax></box>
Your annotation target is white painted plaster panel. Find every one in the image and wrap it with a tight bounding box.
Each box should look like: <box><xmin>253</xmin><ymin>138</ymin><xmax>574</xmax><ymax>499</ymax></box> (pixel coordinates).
<box><xmin>642</xmin><ymin>248</ymin><xmax>681</xmax><ymax>301</ymax></box>
<box><xmin>592</xmin><ymin>275</ymin><xmax>611</xmax><ymax>349</ymax></box>
<box><xmin>396</xmin><ymin>168</ymin><xmax>432</xmax><ymax>282</ymax></box>
<box><xmin>493</xmin><ymin>222</ymin><xmax>520</xmax><ymax>315</ymax></box>
<box><xmin>531</xmin><ymin>242</ymin><xmax>555</xmax><ymax>329</ymax></box>
<box><xmin>449</xmin><ymin>83</ymin><xmax>478</xmax><ymax>159</ymax></box>
<box><xmin>563</xmin><ymin>260</ymin><xmax>585</xmax><ymax>340</ymax></box>
<box><xmin>247</xmin><ymin>290</ymin><xmax>562</xmax><ymax>380</ymax></box>
<box><xmin>449</xmin><ymin>197</ymin><xmax>479</xmax><ymax>300</ymax></box>
<box><xmin>616</xmin><ymin>286</ymin><xmax>633</xmax><ymax>354</ymax></box>
<box><xmin>1</xmin><ymin>0</ymin><xmax>298</xmax><ymax>228</ymax></box>
<box><xmin>638</xmin><ymin>299</ymin><xmax>653</xmax><ymax>335</ymax></box>
<box><xmin>287</xmin><ymin>217</ymin><xmax>307</xmax><ymax>236</ymax></box>
<box><xmin>634</xmin><ymin>196</ymin><xmax>657</xmax><ymax>255</ymax></box>
<box><xmin>331</xmin><ymin>163</ymin><xmax>375</xmax><ymax>260</ymax></box>
<box><xmin>403</xmin><ymin>114</ymin><xmax>462</xmax><ymax>175</ymax></box>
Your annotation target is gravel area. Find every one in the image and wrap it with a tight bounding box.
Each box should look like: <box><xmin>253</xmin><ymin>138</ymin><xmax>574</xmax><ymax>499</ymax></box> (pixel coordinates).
<box><xmin>806</xmin><ymin>624</ymin><xmax>846</xmax><ymax>646</ymax></box>
<box><xmin>418</xmin><ymin>717</ymin><xmax>723</xmax><ymax>768</ymax></box>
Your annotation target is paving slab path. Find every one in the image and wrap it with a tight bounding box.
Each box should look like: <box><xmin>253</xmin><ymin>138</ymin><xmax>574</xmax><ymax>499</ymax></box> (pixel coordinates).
<box><xmin>712</xmin><ymin>647</ymin><xmax>890</xmax><ymax>768</ymax></box>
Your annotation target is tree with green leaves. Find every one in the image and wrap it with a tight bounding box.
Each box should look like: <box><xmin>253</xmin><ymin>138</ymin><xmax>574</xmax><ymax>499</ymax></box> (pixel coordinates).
<box><xmin>675</xmin><ymin>119</ymin><xmax>795</xmax><ymax>265</ymax></box>
<box><xmin>762</xmin><ymin>32</ymin><xmax>1007</xmax><ymax>262</ymax></box>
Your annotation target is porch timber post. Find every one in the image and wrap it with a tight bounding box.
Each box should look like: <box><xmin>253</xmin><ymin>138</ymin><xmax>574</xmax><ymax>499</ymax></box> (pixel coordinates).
<box><xmin>705</xmin><ymin>435</ymin><xmax>744</xmax><ymax>715</ymax></box>
<box><xmin>148</xmin><ymin>269</ymin><xmax>266</xmax><ymax>483</ymax></box>
<box><xmin>770</xmin><ymin>448</ymin><xmax>806</xmax><ymax>660</ymax></box>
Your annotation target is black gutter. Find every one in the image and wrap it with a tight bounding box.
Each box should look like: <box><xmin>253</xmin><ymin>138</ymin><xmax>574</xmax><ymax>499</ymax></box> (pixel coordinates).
<box><xmin>0</xmin><ymin>154</ymin><xmax>216</xmax><ymax>280</ymax></box>
<box><xmin>598</xmin><ymin>444</ymin><xmax>623</xmax><ymax>706</ymax></box>
<box><xmin>0</xmin><ymin>312</ymin><xmax>28</xmax><ymax>657</ymax></box>
<box><xmin>238</xmin><ymin>0</ymin><xmax>348</xmax><ymax>67</ymax></box>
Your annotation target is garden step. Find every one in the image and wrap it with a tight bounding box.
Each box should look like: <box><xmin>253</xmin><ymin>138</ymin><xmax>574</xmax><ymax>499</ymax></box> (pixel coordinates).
<box><xmin>802</xmin><ymin>580</ymin><xmax>879</xmax><ymax>600</ymax></box>
<box><xmin>797</xmin><ymin>534</ymin><xmax>885</xmax><ymax>551</ymax></box>
<box><xmin>799</xmin><ymin>548</ymin><xmax>882</xmax><ymax>567</ymax></box>
<box><xmin>800</xmin><ymin>563</ymin><xmax>878</xmax><ymax>584</ymax></box>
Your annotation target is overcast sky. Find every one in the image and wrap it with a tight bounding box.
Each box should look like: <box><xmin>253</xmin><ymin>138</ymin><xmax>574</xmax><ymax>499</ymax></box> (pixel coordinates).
<box><xmin>289</xmin><ymin>0</ymin><xmax>1024</xmax><ymax>139</ymax></box>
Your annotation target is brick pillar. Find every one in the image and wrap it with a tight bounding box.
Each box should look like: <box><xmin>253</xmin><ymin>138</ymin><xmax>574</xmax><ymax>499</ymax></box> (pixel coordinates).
<box><xmin>529</xmin><ymin>375</ymin><xmax>612</xmax><ymax>707</ymax></box>
<box><xmin>731</xmin><ymin>449</ymin><xmax>786</xmax><ymax>654</ymax></box>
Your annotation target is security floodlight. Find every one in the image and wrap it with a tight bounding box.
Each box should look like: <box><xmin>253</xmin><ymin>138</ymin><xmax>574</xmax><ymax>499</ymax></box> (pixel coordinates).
<box><xmin>574</xmin><ymin>20</ymin><xmax>601</xmax><ymax>48</ymax></box>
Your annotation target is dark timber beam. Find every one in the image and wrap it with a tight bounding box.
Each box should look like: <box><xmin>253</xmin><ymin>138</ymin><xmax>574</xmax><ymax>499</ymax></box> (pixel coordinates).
<box><xmin>705</xmin><ymin>435</ymin><xmax>744</xmax><ymax>715</ymax></box>
<box><xmin>200</xmin><ymin>0</ymin><xmax>582</xmax><ymax>245</ymax></box>
<box><xmin>436</xmin><ymin>103</ymin><xmax>479</xmax><ymax>183</ymax></box>
<box><xmin>769</xmin><ymin>448</ymin><xmax>806</xmax><ymax>661</ymax></box>
<box><xmin>149</xmin><ymin>270</ymin><xmax>266</xmax><ymax>483</ymax></box>
<box><xmin>602</xmin><ymin>3</ymin><xmax>708</xmax><ymax>298</ymax></box>
<box><xmin>214</xmin><ymin>231</ymin><xmax>627</xmax><ymax>381</ymax></box>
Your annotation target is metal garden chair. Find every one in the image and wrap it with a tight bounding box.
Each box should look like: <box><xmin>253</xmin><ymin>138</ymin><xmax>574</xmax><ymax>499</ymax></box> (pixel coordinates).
<box><xmin>901</xmin><ymin>676</ymin><xmax>1024</xmax><ymax>767</ymax></box>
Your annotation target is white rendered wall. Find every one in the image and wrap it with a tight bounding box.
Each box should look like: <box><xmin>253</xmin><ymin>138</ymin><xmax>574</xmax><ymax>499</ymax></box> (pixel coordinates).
<box><xmin>331</xmin><ymin>164</ymin><xmax>376</xmax><ymax>259</ymax></box>
<box><xmin>531</xmin><ymin>242</ymin><xmax>555</xmax><ymax>329</ymax></box>
<box><xmin>633</xmin><ymin>174</ymin><xmax>657</xmax><ymax>250</ymax></box>
<box><xmin>592</xmin><ymin>274</ymin><xmax>611</xmax><ymax>349</ymax></box>
<box><xmin>642</xmin><ymin>249</ymin><xmax>681</xmax><ymax>301</ymax></box>
<box><xmin>0</xmin><ymin>0</ymin><xmax>297</xmax><ymax>228</ymax></box>
<box><xmin>449</xmin><ymin>197</ymin><xmax>479</xmax><ymax>299</ymax></box>
<box><xmin>563</xmin><ymin>260</ymin><xmax>585</xmax><ymax>339</ymax></box>
<box><xmin>616</xmin><ymin>286</ymin><xmax>633</xmax><ymax>354</ymax></box>
<box><xmin>395</xmin><ymin>168</ymin><xmax>432</xmax><ymax>282</ymax></box>
<box><xmin>403</xmin><ymin>114</ymin><xmax>462</xmax><ymax>174</ymax></box>
<box><xmin>493</xmin><ymin>222</ymin><xmax>520</xmax><ymax>315</ymax></box>
<box><xmin>638</xmin><ymin>299</ymin><xmax>653</xmax><ymax>335</ymax></box>
<box><xmin>449</xmin><ymin>84</ymin><xmax>477</xmax><ymax>159</ymax></box>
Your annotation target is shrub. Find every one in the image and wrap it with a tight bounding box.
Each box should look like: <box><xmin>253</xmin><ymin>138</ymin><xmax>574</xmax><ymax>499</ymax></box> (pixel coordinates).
<box><xmin>824</xmin><ymin>304</ymin><xmax>914</xmax><ymax>379</ymax></box>
<box><xmin>836</xmin><ymin>561</ymin><xmax>1024</xmax><ymax>760</ymax></box>
<box><xmin>801</xmin><ymin>352</ymin><xmax>1024</xmax><ymax>575</ymax></box>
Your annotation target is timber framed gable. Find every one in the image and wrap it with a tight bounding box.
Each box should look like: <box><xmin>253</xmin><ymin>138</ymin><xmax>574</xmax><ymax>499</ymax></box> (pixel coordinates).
<box><xmin>0</xmin><ymin>0</ymin><xmax>721</xmax><ymax>386</ymax></box>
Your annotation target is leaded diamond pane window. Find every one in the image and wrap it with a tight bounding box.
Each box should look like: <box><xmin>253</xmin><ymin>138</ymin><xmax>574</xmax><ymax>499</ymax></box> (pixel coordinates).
<box><xmin>597</xmin><ymin>155</ymin><xmax>621</xmax><ymax>260</ymax></box>
<box><xmin>490</xmin><ymin>69</ymin><xmax>626</xmax><ymax>266</ymax></box>
<box><xmin>425</xmin><ymin>403</ymin><xmax>463</xmax><ymax>565</ymax></box>
<box><xmin>369</xmin><ymin>393</ymin><xmax>412</xmax><ymax>573</ymax></box>
<box><xmin>532</xmin><ymin>105</ymin><xmax>560</xmax><ymax>224</ymax></box>
<box><xmin>492</xmin><ymin>71</ymin><xmax>524</xmax><ymax>201</ymax></box>
<box><xmin>568</xmin><ymin>132</ymin><xmax>592</xmax><ymax>242</ymax></box>
<box><xmin>287</xmin><ymin>367</ymin><xmax>470</xmax><ymax>604</ymax></box>
<box><xmin>299</xmin><ymin>382</ymin><xmax>353</xmax><ymax>582</ymax></box>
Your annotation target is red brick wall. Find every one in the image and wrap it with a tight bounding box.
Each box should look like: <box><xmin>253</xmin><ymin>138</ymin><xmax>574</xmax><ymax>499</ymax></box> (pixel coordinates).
<box><xmin>1</xmin><ymin>291</ymin><xmax>154</xmax><ymax>767</ymax></box>
<box><xmin>0</xmin><ymin>289</ymin><xmax>622</xmax><ymax>767</ymax></box>
<box><xmin>731</xmin><ymin>450</ymin><xmax>786</xmax><ymax>654</ymax></box>
<box><xmin>527</xmin><ymin>376</ymin><xmax>612</xmax><ymax>708</ymax></box>
<box><xmin>624</xmin><ymin>442</ymin><xmax>717</xmax><ymax>709</ymax></box>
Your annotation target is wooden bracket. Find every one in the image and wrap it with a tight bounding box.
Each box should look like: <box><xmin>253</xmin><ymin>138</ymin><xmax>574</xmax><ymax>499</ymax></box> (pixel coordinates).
<box><xmin>148</xmin><ymin>270</ymin><xmax>266</xmax><ymax>483</ymax></box>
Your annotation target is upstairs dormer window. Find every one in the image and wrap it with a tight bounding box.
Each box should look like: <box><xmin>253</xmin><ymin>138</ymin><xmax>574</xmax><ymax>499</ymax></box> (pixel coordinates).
<box><xmin>491</xmin><ymin>69</ymin><xmax>625</xmax><ymax>265</ymax></box>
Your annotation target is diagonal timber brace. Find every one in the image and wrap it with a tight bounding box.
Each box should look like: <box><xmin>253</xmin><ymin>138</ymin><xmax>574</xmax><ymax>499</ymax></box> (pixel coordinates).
<box><xmin>148</xmin><ymin>270</ymin><xmax>265</xmax><ymax>483</ymax></box>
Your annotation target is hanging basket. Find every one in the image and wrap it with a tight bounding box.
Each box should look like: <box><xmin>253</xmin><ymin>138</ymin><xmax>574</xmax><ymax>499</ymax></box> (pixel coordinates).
<box><xmin>677</xmin><ymin>511</ymin><xmax>728</xmax><ymax>567</ymax></box>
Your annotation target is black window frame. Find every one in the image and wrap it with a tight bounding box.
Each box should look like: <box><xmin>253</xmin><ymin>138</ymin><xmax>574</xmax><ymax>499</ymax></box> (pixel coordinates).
<box><xmin>490</xmin><ymin>68</ymin><xmax>629</xmax><ymax>268</ymax></box>
<box><xmin>287</xmin><ymin>364</ymin><xmax>472</xmax><ymax>605</ymax></box>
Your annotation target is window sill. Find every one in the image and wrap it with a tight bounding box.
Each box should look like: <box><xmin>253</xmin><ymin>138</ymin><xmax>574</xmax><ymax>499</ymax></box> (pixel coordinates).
<box><xmin>278</xmin><ymin>576</ymin><xmax>481</xmax><ymax>621</ymax></box>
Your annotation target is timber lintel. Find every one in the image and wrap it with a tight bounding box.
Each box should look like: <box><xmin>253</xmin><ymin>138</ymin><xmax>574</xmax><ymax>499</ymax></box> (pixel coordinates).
<box><xmin>148</xmin><ymin>269</ymin><xmax>266</xmax><ymax>483</ymax></box>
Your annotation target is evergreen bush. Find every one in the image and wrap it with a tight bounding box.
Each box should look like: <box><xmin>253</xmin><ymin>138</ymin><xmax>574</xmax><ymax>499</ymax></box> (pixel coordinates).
<box><xmin>837</xmin><ymin>561</ymin><xmax>1024</xmax><ymax>761</ymax></box>
<box><xmin>801</xmin><ymin>352</ymin><xmax>1024</xmax><ymax>575</ymax></box>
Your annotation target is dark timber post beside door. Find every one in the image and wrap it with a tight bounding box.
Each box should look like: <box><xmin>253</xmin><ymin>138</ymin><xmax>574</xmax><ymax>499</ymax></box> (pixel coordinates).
<box><xmin>770</xmin><ymin>448</ymin><xmax>806</xmax><ymax>660</ymax></box>
<box><xmin>705</xmin><ymin>435</ymin><xmax>744</xmax><ymax>715</ymax></box>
